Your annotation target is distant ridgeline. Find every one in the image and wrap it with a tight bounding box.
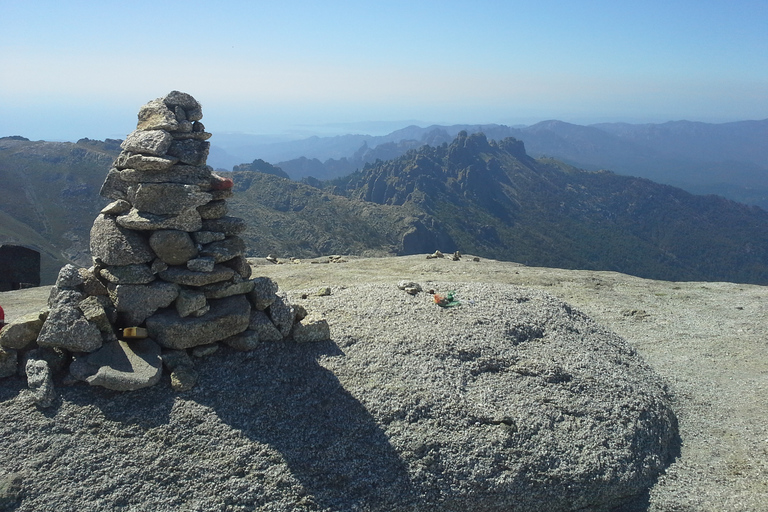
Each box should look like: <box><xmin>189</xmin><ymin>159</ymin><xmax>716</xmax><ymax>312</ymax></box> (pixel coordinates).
<box><xmin>323</xmin><ymin>131</ymin><xmax>768</xmax><ymax>284</ymax></box>
<box><xmin>2</xmin><ymin>131</ymin><xmax>768</xmax><ymax>285</ymax></box>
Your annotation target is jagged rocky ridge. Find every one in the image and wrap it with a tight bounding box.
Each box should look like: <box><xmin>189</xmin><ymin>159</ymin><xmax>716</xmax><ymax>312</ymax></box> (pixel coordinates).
<box><xmin>0</xmin><ymin>92</ymin><xmax>330</xmax><ymax>403</ymax></box>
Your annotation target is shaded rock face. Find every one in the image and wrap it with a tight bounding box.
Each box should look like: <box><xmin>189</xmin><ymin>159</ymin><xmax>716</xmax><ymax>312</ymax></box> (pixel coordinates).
<box><xmin>1</xmin><ymin>92</ymin><xmax>330</xmax><ymax>398</ymax></box>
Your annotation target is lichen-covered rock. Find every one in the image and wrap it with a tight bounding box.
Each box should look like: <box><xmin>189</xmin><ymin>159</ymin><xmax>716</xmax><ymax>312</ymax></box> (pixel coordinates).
<box><xmin>120</xmin><ymin>129</ymin><xmax>173</xmax><ymax>156</ymax></box>
<box><xmin>158</xmin><ymin>265</ymin><xmax>235</xmax><ymax>287</ymax></box>
<box><xmin>291</xmin><ymin>315</ymin><xmax>331</xmax><ymax>343</ymax></box>
<box><xmin>166</xmin><ymin>139</ymin><xmax>210</xmax><ymax>166</ymax></box>
<box><xmin>99</xmin><ymin>264</ymin><xmax>155</xmax><ymax>285</ymax></box>
<box><xmin>78</xmin><ymin>295</ymin><xmax>115</xmax><ymax>333</ymax></box>
<box><xmin>110</xmin><ymin>281</ymin><xmax>180</xmax><ymax>325</ymax></box>
<box><xmin>116</xmin><ymin>208</ymin><xmax>202</xmax><ymax>232</ymax></box>
<box><xmin>248</xmin><ymin>309</ymin><xmax>283</xmax><ymax>342</ymax></box>
<box><xmin>118</xmin><ymin>165</ymin><xmax>211</xmax><ymax>187</ymax></box>
<box><xmin>200</xmin><ymin>216</ymin><xmax>246</xmax><ymax>235</ymax></box>
<box><xmin>37</xmin><ymin>292</ymin><xmax>103</xmax><ymax>353</ymax></box>
<box><xmin>186</xmin><ymin>257</ymin><xmax>215</xmax><ymax>273</ymax></box>
<box><xmin>223</xmin><ymin>255</ymin><xmax>252</xmax><ymax>279</ymax></box>
<box><xmin>201</xmin><ymin>279</ymin><xmax>255</xmax><ymax>300</ymax></box>
<box><xmin>0</xmin><ymin>311</ymin><xmax>45</xmax><ymax>350</ymax></box>
<box><xmin>114</xmin><ymin>151</ymin><xmax>178</xmax><ymax>171</ymax></box>
<box><xmin>0</xmin><ymin>347</ymin><xmax>17</xmax><ymax>378</ymax></box>
<box><xmin>149</xmin><ymin>230</ymin><xmax>198</xmax><ymax>265</ymax></box>
<box><xmin>25</xmin><ymin>359</ymin><xmax>55</xmax><ymax>408</ymax></box>
<box><xmin>267</xmin><ymin>293</ymin><xmax>295</xmax><ymax>338</ymax></box>
<box><xmin>129</xmin><ymin>183</ymin><xmax>211</xmax><ymax>216</ymax></box>
<box><xmin>146</xmin><ymin>295</ymin><xmax>251</xmax><ymax>350</ymax></box>
<box><xmin>197</xmin><ymin>200</ymin><xmax>228</xmax><ymax>220</ymax></box>
<box><xmin>199</xmin><ymin>236</ymin><xmax>245</xmax><ymax>264</ymax></box>
<box><xmin>247</xmin><ymin>277</ymin><xmax>278</xmax><ymax>310</ymax></box>
<box><xmin>223</xmin><ymin>329</ymin><xmax>260</xmax><ymax>351</ymax></box>
<box><xmin>56</xmin><ymin>264</ymin><xmax>85</xmax><ymax>289</ymax></box>
<box><xmin>90</xmin><ymin>214</ymin><xmax>155</xmax><ymax>266</ymax></box>
<box><xmin>192</xmin><ymin>231</ymin><xmax>225</xmax><ymax>245</ymax></box>
<box><xmin>175</xmin><ymin>289</ymin><xmax>207</xmax><ymax>318</ymax></box>
<box><xmin>137</xmin><ymin>98</ymin><xmax>179</xmax><ymax>132</ymax></box>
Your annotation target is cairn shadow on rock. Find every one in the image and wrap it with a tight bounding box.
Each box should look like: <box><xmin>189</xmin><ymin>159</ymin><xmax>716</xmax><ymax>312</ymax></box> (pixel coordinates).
<box><xmin>47</xmin><ymin>339</ymin><xmax>417</xmax><ymax>511</ymax></box>
<box><xmin>190</xmin><ymin>339</ymin><xmax>419</xmax><ymax>511</ymax></box>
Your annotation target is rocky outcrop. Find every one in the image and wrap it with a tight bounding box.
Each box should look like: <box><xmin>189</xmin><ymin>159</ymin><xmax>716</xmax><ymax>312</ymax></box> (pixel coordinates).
<box><xmin>0</xmin><ymin>280</ymin><xmax>679</xmax><ymax>511</ymax></box>
<box><xmin>0</xmin><ymin>92</ymin><xmax>330</xmax><ymax>402</ymax></box>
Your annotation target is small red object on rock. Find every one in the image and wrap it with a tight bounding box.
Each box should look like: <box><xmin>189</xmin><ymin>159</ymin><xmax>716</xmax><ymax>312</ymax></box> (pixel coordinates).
<box><xmin>210</xmin><ymin>175</ymin><xmax>234</xmax><ymax>190</ymax></box>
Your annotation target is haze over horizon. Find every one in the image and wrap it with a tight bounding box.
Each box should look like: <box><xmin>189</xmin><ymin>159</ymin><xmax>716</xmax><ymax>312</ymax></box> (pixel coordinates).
<box><xmin>1</xmin><ymin>0</ymin><xmax>766</xmax><ymax>142</ymax></box>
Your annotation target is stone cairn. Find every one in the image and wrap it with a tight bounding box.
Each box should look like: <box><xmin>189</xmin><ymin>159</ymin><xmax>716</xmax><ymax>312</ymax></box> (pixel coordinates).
<box><xmin>0</xmin><ymin>91</ymin><xmax>330</xmax><ymax>406</ymax></box>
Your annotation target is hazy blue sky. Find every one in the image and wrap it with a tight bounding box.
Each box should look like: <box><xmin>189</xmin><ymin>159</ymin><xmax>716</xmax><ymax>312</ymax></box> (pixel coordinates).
<box><xmin>1</xmin><ymin>0</ymin><xmax>766</xmax><ymax>141</ymax></box>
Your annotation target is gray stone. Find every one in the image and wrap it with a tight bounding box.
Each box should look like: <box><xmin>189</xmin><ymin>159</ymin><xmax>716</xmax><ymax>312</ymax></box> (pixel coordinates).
<box><xmin>149</xmin><ymin>230</ymin><xmax>198</xmax><ymax>265</ymax></box>
<box><xmin>166</xmin><ymin>139</ymin><xmax>210</xmax><ymax>166</ymax></box>
<box><xmin>175</xmin><ymin>289</ymin><xmax>207</xmax><ymax>318</ymax></box>
<box><xmin>56</xmin><ymin>264</ymin><xmax>85</xmax><ymax>289</ymax></box>
<box><xmin>247</xmin><ymin>277</ymin><xmax>278</xmax><ymax>310</ymax></box>
<box><xmin>116</xmin><ymin>208</ymin><xmax>202</xmax><ymax>232</ymax></box>
<box><xmin>200</xmin><ymin>279</ymin><xmax>255</xmax><ymax>299</ymax></box>
<box><xmin>191</xmin><ymin>343</ymin><xmax>219</xmax><ymax>358</ymax></box>
<box><xmin>99</xmin><ymin>264</ymin><xmax>155</xmax><ymax>284</ymax></box>
<box><xmin>81</xmin><ymin>339</ymin><xmax>163</xmax><ymax>391</ymax></box>
<box><xmin>120</xmin><ymin>129</ymin><xmax>173</xmax><ymax>157</ymax></box>
<box><xmin>128</xmin><ymin>183</ymin><xmax>212</xmax><ymax>216</ymax></box>
<box><xmin>187</xmin><ymin>257</ymin><xmax>215</xmax><ymax>273</ymax></box>
<box><xmin>110</xmin><ymin>281</ymin><xmax>179</xmax><ymax>325</ymax></box>
<box><xmin>201</xmin><ymin>216</ymin><xmax>246</xmax><ymax>235</ymax></box>
<box><xmin>114</xmin><ymin>152</ymin><xmax>178</xmax><ymax>171</ymax></box>
<box><xmin>158</xmin><ymin>265</ymin><xmax>235</xmax><ymax>286</ymax></box>
<box><xmin>118</xmin><ymin>165</ymin><xmax>211</xmax><ymax>186</ymax></box>
<box><xmin>24</xmin><ymin>347</ymin><xmax>68</xmax><ymax>375</ymax></box>
<box><xmin>268</xmin><ymin>293</ymin><xmax>295</xmax><ymax>338</ymax></box>
<box><xmin>192</xmin><ymin>231</ymin><xmax>225</xmax><ymax>245</ymax></box>
<box><xmin>223</xmin><ymin>329</ymin><xmax>259</xmax><ymax>351</ymax></box>
<box><xmin>37</xmin><ymin>297</ymin><xmax>103</xmax><ymax>353</ymax></box>
<box><xmin>150</xmin><ymin>259</ymin><xmax>168</xmax><ymax>274</ymax></box>
<box><xmin>137</xmin><ymin>98</ymin><xmax>179</xmax><ymax>131</ymax></box>
<box><xmin>25</xmin><ymin>359</ymin><xmax>55</xmax><ymax>408</ymax></box>
<box><xmin>199</xmin><ymin>236</ymin><xmax>245</xmax><ymax>263</ymax></box>
<box><xmin>99</xmin><ymin>168</ymin><xmax>129</xmax><ymax>201</ymax></box>
<box><xmin>291</xmin><ymin>315</ymin><xmax>331</xmax><ymax>343</ymax></box>
<box><xmin>223</xmin><ymin>255</ymin><xmax>252</xmax><ymax>279</ymax></box>
<box><xmin>197</xmin><ymin>200</ymin><xmax>228</xmax><ymax>220</ymax></box>
<box><xmin>0</xmin><ymin>311</ymin><xmax>44</xmax><ymax>350</ymax></box>
<box><xmin>78</xmin><ymin>295</ymin><xmax>115</xmax><ymax>332</ymax></box>
<box><xmin>146</xmin><ymin>295</ymin><xmax>251</xmax><ymax>350</ymax></box>
<box><xmin>101</xmin><ymin>199</ymin><xmax>132</xmax><ymax>215</ymax></box>
<box><xmin>248</xmin><ymin>309</ymin><xmax>283</xmax><ymax>342</ymax></box>
<box><xmin>90</xmin><ymin>214</ymin><xmax>155</xmax><ymax>266</ymax></box>
<box><xmin>161</xmin><ymin>349</ymin><xmax>193</xmax><ymax>371</ymax></box>
<box><xmin>163</xmin><ymin>90</ymin><xmax>200</xmax><ymax>110</ymax></box>
<box><xmin>0</xmin><ymin>347</ymin><xmax>17</xmax><ymax>378</ymax></box>
<box><xmin>0</xmin><ymin>472</ymin><xmax>23</xmax><ymax>509</ymax></box>
<box><xmin>174</xmin><ymin>119</ymin><xmax>194</xmax><ymax>133</ymax></box>
<box><xmin>80</xmin><ymin>267</ymin><xmax>109</xmax><ymax>296</ymax></box>
<box><xmin>170</xmin><ymin>366</ymin><xmax>198</xmax><ymax>392</ymax></box>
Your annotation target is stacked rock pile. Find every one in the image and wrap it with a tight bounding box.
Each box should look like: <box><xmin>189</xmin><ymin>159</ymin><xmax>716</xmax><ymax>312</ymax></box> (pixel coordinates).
<box><xmin>0</xmin><ymin>92</ymin><xmax>330</xmax><ymax>405</ymax></box>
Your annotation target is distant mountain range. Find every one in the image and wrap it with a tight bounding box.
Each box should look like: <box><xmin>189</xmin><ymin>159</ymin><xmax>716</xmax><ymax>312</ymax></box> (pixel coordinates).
<box><xmin>212</xmin><ymin>119</ymin><xmax>768</xmax><ymax>209</ymax></box>
<box><xmin>2</xmin><ymin>128</ymin><xmax>768</xmax><ymax>285</ymax></box>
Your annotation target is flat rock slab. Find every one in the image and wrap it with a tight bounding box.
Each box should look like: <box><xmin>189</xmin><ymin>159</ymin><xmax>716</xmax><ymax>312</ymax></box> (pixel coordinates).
<box><xmin>78</xmin><ymin>339</ymin><xmax>163</xmax><ymax>391</ymax></box>
<box><xmin>146</xmin><ymin>295</ymin><xmax>251</xmax><ymax>349</ymax></box>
